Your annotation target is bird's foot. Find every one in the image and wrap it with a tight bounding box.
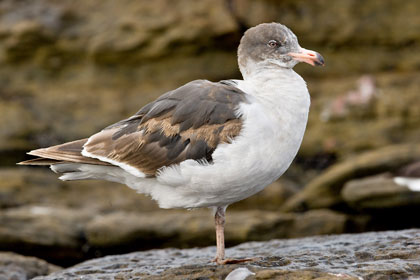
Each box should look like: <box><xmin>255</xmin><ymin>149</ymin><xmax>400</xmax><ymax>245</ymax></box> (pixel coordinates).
<box><xmin>212</xmin><ymin>257</ymin><xmax>259</xmax><ymax>265</ymax></box>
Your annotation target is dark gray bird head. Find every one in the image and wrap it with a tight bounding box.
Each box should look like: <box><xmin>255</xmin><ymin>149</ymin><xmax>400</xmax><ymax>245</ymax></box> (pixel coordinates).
<box><xmin>238</xmin><ymin>23</ymin><xmax>324</xmax><ymax>76</ymax></box>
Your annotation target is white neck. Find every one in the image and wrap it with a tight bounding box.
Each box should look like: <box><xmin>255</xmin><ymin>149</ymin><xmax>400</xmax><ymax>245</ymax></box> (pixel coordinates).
<box><xmin>244</xmin><ymin>65</ymin><xmax>299</xmax><ymax>83</ymax></box>
<box><xmin>239</xmin><ymin>58</ymin><xmax>296</xmax><ymax>80</ymax></box>
<box><xmin>240</xmin><ymin>64</ymin><xmax>309</xmax><ymax>102</ymax></box>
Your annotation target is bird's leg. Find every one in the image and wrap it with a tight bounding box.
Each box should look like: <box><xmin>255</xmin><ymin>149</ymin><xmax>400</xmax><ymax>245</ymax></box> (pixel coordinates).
<box><xmin>213</xmin><ymin>206</ymin><xmax>256</xmax><ymax>265</ymax></box>
<box><xmin>214</xmin><ymin>206</ymin><xmax>226</xmax><ymax>263</ymax></box>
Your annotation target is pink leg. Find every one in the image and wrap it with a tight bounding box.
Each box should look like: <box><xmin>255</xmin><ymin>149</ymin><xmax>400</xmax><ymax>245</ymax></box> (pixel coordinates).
<box><xmin>214</xmin><ymin>206</ymin><xmax>226</xmax><ymax>262</ymax></box>
<box><xmin>213</xmin><ymin>206</ymin><xmax>257</xmax><ymax>265</ymax></box>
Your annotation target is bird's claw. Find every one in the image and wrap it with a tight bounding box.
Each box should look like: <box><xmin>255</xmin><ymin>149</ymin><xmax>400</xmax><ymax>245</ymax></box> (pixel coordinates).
<box><xmin>212</xmin><ymin>257</ymin><xmax>259</xmax><ymax>265</ymax></box>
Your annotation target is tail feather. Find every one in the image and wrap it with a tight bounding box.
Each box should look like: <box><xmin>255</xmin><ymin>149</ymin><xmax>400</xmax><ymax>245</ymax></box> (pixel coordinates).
<box><xmin>18</xmin><ymin>139</ymin><xmax>111</xmax><ymax>166</ymax></box>
<box><xmin>19</xmin><ymin>139</ymin><xmax>131</xmax><ymax>185</ymax></box>
<box><xmin>18</xmin><ymin>158</ymin><xmax>64</xmax><ymax>165</ymax></box>
<box><xmin>51</xmin><ymin>163</ymin><xmax>129</xmax><ymax>183</ymax></box>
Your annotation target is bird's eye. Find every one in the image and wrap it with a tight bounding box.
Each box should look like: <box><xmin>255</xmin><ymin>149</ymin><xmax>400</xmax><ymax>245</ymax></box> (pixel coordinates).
<box><xmin>268</xmin><ymin>40</ymin><xmax>279</xmax><ymax>48</ymax></box>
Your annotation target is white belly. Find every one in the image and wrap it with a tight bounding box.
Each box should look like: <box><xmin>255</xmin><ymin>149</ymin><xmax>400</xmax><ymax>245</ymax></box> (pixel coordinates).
<box><xmin>149</xmin><ymin>91</ymin><xmax>310</xmax><ymax>209</ymax></box>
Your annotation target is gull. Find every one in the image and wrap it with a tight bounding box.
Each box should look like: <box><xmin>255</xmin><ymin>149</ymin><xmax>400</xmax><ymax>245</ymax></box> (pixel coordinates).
<box><xmin>19</xmin><ymin>23</ymin><xmax>324</xmax><ymax>264</ymax></box>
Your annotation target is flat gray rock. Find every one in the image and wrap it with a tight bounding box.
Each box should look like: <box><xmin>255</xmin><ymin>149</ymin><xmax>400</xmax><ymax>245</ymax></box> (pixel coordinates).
<box><xmin>342</xmin><ymin>174</ymin><xmax>420</xmax><ymax>210</ymax></box>
<box><xmin>0</xmin><ymin>252</ymin><xmax>61</xmax><ymax>280</ymax></box>
<box><xmin>34</xmin><ymin>229</ymin><xmax>420</xmax><ymax>279</ymax></box>
<box><xmin>282</xmin><ymin>144</ymin><xmax>420</xmax><ymax>211</ymax></box>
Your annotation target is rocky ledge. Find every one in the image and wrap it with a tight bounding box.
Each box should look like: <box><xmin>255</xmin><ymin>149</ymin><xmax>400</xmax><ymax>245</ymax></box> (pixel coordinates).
<box><xmin>0</xmin><ymin>252</ymin><xmax>61</xmax><ymax>280</ymax></box>
<box><xmin>33</xmin><ymin>229</ymin><xmax>420</xmax><ymax>280</ymax></box>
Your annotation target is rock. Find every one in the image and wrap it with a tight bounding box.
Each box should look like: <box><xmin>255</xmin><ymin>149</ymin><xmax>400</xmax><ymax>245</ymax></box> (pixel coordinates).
<box><xmin>286</xmin><ymin>209</ymin><xmax>349</xmax><ymax>238</ymax></box>
<box><xmin>0</xmin><ymin>0</ymin><xmax>420</xmax><ymax>165</ymax></box>
<box><xmin>33</xmin><ymin>229</ymin><xmax>420</xmax><ymax>279</ymax></box>
<box><xmin>231</xmin><ymin>0</ymin><xmax>420</xmax><ymax>78</ymax></box>
<box><xmin>342</xmin><ymin>174</ymin><xmax>420</xmax><ymax>210</ymax></box>
<box><xmin>0</xmin><ymin>252</ymin><xmax>61</xmax><ymax>280</ymax></box>
<box><xmin>233</xmin><ymin>0</ymin><xmax>420</xmax><ymax>47</ymax></box>
<box><xmin>282</xmin><ymin>144</ymin><xmax>420</xmax><ymax>212</ymax></box>
<box><xmin>146</xmin><ymin>268</ymin><xmax>358</xmax><ymax>280</ymax></box>
<box><xmin>0</xmin><ymin>205</ymin><xmax>92</xmax><ymax>266</ymax></box>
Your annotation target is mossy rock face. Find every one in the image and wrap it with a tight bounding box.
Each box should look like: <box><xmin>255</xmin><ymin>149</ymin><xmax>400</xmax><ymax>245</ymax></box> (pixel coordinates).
<box><xmin>1</xmin><ymin>0</ymin><xmax>420</xmax><ymax>162</ymax></box>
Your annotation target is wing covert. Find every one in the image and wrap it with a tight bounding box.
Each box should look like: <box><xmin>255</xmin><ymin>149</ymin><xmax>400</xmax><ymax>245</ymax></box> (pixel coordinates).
<box><xmin>83</xmin><ymin>80</ymin><xmax>248</xmax><ymax>177</ymax></box>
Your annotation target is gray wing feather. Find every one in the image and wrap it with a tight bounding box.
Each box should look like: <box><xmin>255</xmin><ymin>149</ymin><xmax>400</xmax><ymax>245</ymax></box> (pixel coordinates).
<box><xmin>77</xmin><ymin>80</ymin><xmax>248</xmax><ymax>176</ymax></box>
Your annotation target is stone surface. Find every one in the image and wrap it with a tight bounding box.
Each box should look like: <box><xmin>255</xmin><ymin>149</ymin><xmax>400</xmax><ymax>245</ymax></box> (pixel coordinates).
<box><xmin>282</xmin><ymin>144</ymin><xmax>420</xmax><ymax>212</ymax></box>
<box><xmin>342</xmin><ymin>174</ymin><xmax>420</xmax><ymax>210</ymax></box>
<box><xmin>0</xmin><ymin>252</ymin><xmax>61</xmax><ymax>280</ymax></box>
<box><xmin>33</xmin><ymin>229</ymin><xmax>420</xmax><ymax>279</ymax></box>
<box><xmin>146</xmin><ymin>268</ymin><xmax>358</xmax><ymax>280</ymax></box>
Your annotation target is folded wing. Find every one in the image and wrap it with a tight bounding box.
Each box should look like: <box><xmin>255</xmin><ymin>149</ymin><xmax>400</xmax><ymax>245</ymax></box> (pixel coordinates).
<box><xmin>21</xmin><ymin>80</ymin><xmax>247</xmax><ymax>178</ymax></box>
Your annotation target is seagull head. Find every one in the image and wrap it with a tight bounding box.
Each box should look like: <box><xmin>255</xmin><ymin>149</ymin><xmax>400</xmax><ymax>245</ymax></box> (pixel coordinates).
<box><xmin>238</xmin><ymin>23</ymin><xmax>325</xmax><ymax>75</ymax></box>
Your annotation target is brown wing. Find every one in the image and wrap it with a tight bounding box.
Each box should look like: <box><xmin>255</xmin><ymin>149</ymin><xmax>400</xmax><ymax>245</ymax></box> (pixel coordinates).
<box><xmin>83</xmin><ymin>80</ymin><xmax>247</xmax><ymax>176</ymax></box>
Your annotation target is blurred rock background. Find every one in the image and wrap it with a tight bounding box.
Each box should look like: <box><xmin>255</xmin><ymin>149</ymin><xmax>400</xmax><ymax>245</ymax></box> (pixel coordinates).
<box><xmin>1</xmin><ymin>0</ymin><xmax>420</xmax><ymax>275</ymax></box>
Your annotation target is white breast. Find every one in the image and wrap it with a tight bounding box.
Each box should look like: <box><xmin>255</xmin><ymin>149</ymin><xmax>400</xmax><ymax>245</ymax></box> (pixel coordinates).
<box><xmin>148</xmin><ymin>69</ymin><xmax>310</xmax><ymax>209</ymax></box>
